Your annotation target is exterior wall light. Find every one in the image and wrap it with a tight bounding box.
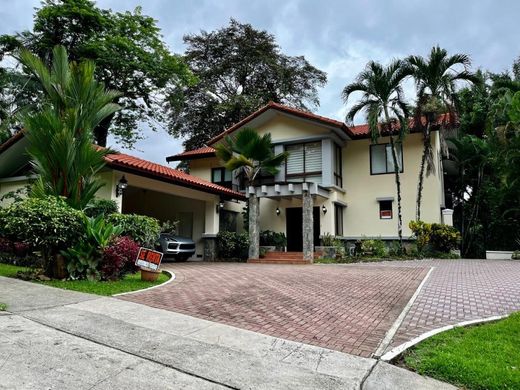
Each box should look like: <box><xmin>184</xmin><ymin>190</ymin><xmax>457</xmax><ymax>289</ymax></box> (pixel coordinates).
<box><xmin>115</xmin><ymin>175</ymin><xmax>128</xmax><ymax>197</ymax></box>
<box><xmin>322</xmin><ymin>205</ymin><xmax>327</xmax><ymax>214</ymax></box>
<box><xmin>216</xmin><ymin>200</ymin><xmax>225</xmax><ymax>214</ymax></box>
<box><xmin>276</xmin><ymin>207</ymin><xmax>281</xmax><ymax>216</ymax></box>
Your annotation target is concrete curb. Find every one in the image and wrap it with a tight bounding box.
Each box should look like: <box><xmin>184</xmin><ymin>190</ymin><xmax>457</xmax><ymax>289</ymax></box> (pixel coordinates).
<box><xmin>380</xmin><ymin>314</ymin><xmax>509</xmax><ymax>361</ymax></box>
<box><xmin>373</xmin><ymin>267</ymin><xmax>435</xmax><ymax>358</ymax></box>
<box><xmin>112</xmin><ymin>269</ymin><xmax>176</xmax><ymax>297</ymax></box>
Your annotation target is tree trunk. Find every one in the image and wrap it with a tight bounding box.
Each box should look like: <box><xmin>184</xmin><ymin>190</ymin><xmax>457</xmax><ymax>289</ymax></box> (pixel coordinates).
<box><xmin>248</xmin><ymin>192</ymin><xmax>260</xmax><ymax>259</ymax></box>
<box><xmin>416</xmin><ymin>123</ymin><xmax>432</xmax><ymax>221</ymax></box>
<box><xmin>389</xmin><ymin>136</ymin><xmax>403</xmax><ymax>252</ymax></box>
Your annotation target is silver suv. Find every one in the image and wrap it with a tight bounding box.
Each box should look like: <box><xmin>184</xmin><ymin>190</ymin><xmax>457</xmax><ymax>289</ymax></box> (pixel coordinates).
<box><xmin>156</xmin><ymin>233</ymin><xmax>196</xmax><ymax>262</ymax></box>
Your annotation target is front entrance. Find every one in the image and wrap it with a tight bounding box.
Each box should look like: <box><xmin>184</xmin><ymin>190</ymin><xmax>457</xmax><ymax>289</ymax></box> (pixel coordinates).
<box><xmin>286</xmin><ymin>207</ymin><xmax>320</xmax><ymax>251</ymax></box>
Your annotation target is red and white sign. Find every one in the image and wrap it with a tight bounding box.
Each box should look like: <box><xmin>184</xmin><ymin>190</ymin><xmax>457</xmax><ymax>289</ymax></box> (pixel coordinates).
<box><xmin>135</xmin><ymin>248</ymin><xmax>163</xmax><ymax>271</ymax></box>
<box><xmin>380</xmin><ymin>210</ymin><xmax>392</xmax><ymax>219</ymax></box>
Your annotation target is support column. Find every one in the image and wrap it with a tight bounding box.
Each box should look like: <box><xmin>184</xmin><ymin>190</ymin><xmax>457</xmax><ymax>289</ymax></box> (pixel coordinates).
<box><xmin>203</xmin><ymin>200</ymin><xmax>220</xmax><ymax>261</ymax></box>
<box><xmin>248</xmin><ymin>188</ymin><xmax>260</xmax><ymax>259</ymax></box>
<box><xmin>302</xmin><ymin>185</ymin><xmax>314</xmax><ymax>262</ymax></box>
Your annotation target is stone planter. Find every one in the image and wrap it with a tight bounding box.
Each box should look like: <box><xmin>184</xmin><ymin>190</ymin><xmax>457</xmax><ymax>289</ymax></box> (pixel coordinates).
<box><xmin>315</xmin><ymin>246</ymin><xmax>336</xmax><ymax>259</ymax></box>
<box><xmin>486</xmin><ymin>250</ymin><xmax>514</xmax><ymax>260</ymax></box>
<box><xmin>140</xmin><ymin>268</ymin><xmax>162</xmax><ymax>282</ymax></box>
<box><xmin>260</xmin><ymin>246</ymin><xmax>276</xmax><ymax>253</ymax></box>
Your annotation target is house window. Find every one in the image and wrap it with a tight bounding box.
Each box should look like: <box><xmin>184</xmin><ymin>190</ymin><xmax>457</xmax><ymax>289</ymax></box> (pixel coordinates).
<box><xmin>334</xmin><ymin>143</ymin><xmax>343</xmax><ymax>187</ymax></box>
<box><xmin>379</xmin><ymin>200</ymin><xmax>393</xmax><ymax>219</ymax></box>
<box><xmin>285</xmin><ymin>141</ymin><xmax>322</xmax><ymax>183</ymax></box>
<box><xmin>334</xmin><ymin>204</ymin><xmax>344</xmax><ymax>236</ymax></box>
<box><xmin>370</xmin><ymin>143</ymin><xmax>403</xmax><ymax>175</ymax></box>
<box><xmin>211</xmin><ymin>168</ymin><xmax>233</xmax><ymax>188</ymax></box>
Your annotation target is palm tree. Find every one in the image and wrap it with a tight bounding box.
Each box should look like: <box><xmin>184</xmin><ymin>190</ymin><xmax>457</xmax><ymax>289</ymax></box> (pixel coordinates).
<box><xmin>18</xmin><ymin>46</ymin><xmax>121</xmax><ymax>209</ymax></box>
<box><xmin>215</xmin><ymin>128</ymin><xmax>288</xmax><ymax>259</ymax></box>
<box><xmin>406</xmin><ymin>46</ymin><xmax>478</xmax><ymax>220</ymax></box>
<box><xmin>343</xmin><ymin>60</ymin><xmax>411</xmax><ymax>251</ymax></box>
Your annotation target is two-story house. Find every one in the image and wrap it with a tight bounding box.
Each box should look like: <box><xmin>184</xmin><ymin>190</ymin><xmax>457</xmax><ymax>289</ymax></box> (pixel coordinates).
<box><xmin>167</xmin><ymin>102</ymin><xmax>454</xmax><ymax>260</ymax></box>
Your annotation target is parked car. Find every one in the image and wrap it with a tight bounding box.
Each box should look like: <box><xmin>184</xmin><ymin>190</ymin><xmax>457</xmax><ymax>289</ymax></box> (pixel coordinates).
<box><xmin>155</xmin><ymin>233</ymin><xmax>196</xmax><ymax>262</ymax></box>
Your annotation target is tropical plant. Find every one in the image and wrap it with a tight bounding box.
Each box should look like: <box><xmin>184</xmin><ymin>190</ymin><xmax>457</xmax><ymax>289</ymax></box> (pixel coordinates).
<box><xmin>342</xmin><ymin>60</ymin><xmax>411</xmax><ymax>251</ymax></box>
<box><xmin>216</xmin><ymin>231</ymin><xmax>249</xmax><ymax>260</ymax></box>
<box><xmin>84</xmin><ymin>199</ymin><xmax>118</xmax><ymax>218</ymax></box>
<box><xmin>215</xmin><ymin>128</ymin><xmax>288</xmax><ymax>259</ymax></box>
<box><xmin>18</xmin><ymin>45</ymin><xmax>120</xmax><ymax>209</ymax></box>
<box><xmin>406</xmin><ymin>46</ymin><xmax>478</xmax><ymax>220</ymax></box>
<box><xmin>106</xmin><ymin>213</ymin><xmax>161</xmax><ymax>247</ymax></box>
<box><xmin>259</xmin><ymin>230</ymin><xmax>287</xmax><ymax>248</ymax></box>
<box><xmin>100</xmin><ymin>236</ymin><xmax>140</xmax><ymax>280</ymax></box>
<box><xmin>170</xmin><ymin>19</ymin><xmax>327</xmax><ymax>150</ymax></box>
<box><xmin>321</xmin><ymin>233</ymin><xmax>335</xmax><ymax>246</ymax></box>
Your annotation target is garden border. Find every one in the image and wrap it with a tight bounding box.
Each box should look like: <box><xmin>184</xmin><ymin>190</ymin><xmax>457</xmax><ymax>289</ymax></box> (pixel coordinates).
<box><xmin>380</xmin><ymin>314</ymin><xmax>509</xmax><ymax>362</ymax></box>
<box><xmin>112</xmin><ymin>269</ymin><xmax>175</xmax><ymax>297</ymax></box>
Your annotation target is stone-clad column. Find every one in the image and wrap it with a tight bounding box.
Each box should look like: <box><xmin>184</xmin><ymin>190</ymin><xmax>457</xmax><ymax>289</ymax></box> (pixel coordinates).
<box><xmin>302</xmin><ymin>186</ymin><xmax>314</xmax><ymax>262</ymax></box>
<box><xmin>248</xmin><ymin>188</ymin><xmax>260</xmax><ymax>259</ymax></box>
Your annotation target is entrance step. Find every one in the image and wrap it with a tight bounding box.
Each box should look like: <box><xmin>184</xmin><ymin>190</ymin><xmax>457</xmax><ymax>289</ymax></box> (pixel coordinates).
<box><xmin>248</xmin><ymin>251</ymin><xmax>317</xmax><ymax>264</ymax></box>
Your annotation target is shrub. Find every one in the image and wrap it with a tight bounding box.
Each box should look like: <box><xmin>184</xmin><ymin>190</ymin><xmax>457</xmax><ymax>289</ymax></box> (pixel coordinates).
<box><xmin>361</xmin><ymin>237</ymin><xmax>387</xmax><ymax>257</ymax></box>
<box><xmin>100</xmin><ymin>236</ymin><xmax>140</xmax><ymax>280</ymax></box>
<box><xmin>107</xmin><ymin>213</ymin><xmax>160</xmax><ymax>247</ymax></box>
<box><xmin>217</xmin><ymin>231</ymin><xmax>249</xmax><ymax>260</ymax></box>
<box><xmin>0</xmin><ymin>196</ymin><xmax>83</xmax><ymax>255</ymax></box>
<box><xmin>84</xmin><ymin>199</ymin><xmax>118</xmax><ymax>218</ymax></box>
<box><xmin>409</xmin><ymin>220</ymin><xmax>461</xmax><ymax>253</ymax></box>
<box><xmin>260</xmin><ymin>230</ymin><xmax>287</xmax><ymax>248</ymax></box>
<box><xmin>321</xmin><ymin>233</ymin><xmax>335</xmax><ymax>246</ymax></box>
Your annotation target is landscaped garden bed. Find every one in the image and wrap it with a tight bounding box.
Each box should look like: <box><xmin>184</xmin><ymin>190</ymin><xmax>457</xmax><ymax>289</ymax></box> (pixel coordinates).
<box><xmin>398</xmin><ymin>313</ymin><xmax>520</xmax><ymax>390</ymax></box>
<box><xmin>0</xmin><ymin>263</ymin><xmax>170</xmax><ymax>296</ymax></box>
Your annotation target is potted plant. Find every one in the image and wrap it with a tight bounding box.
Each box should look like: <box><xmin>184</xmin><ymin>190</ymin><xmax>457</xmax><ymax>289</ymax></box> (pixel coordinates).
<box><xmin>260</xmin><ymin>230</ymin><xmax>287</xmax><ymax>252</ymax></box>
<box><xmin>141</xmin><ymin>267</ymin><xmax>162</xmax><ymax>282</ymax></box>
<box><xmin>315</xmin><ymin>233</ymin><xmax>337</xmax><ymax>259</ymax></box>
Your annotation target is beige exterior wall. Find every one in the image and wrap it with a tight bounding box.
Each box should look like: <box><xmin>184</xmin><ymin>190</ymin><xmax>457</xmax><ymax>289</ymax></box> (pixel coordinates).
<box><xmin>342</xmin><ymin>132</ymin><xmax>443</xmax><ymax>238</ymax></box>
<box><xmin>0</xmin><ymin>177</ymin><xmax>31</xmax><ymax>207</ymax></box>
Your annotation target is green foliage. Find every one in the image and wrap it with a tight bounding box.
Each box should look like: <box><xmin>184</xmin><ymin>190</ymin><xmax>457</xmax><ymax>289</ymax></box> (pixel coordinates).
<box><xmin>63</xmin><ymin>215</ymin><xmax>122</xmax><ymax>280</ymax></box>
<box><xmin>0</xmin><ymin>0</ymin><xmax>194</xmax><ymax>147</ymax></box>
<box><xmin>84</xmin><ymin>199</ymin><xmax>118</xmax><ymax>218</ymax></box>
<box><xmin>19</xmin><ymin>45</ymin><xmax>119</xmax><ymax>209</ymax></box>
<box><xmin>512</xmin><ymin>251</ymin><xmax>520</xmax><ymax>260</ymax></box>
<box><xmin>0</xmin><ymin>185</ymin><xmax>30</xmax><ymax>205</ymax></box>
<box><xmin>170</xmin><ymin>19</ymin><xmax>326</xmax><ymax>150</ymax></box>
<box><xmin>259</xmin><ymin>230</ymin><xmax>287</xmax><ymax>248</ymax></box>
<box><xmin>409</xmin><ymin>220</ymin><xmax>461</xmax><ymax>254</ymax></box>
<box><xmin>321</xmin><ymin>233</ymin><xmax>335</xmax><ymax>246</ymax></box>
<box><xmin>0</xmin><ymin>196</ymin><xmax>83</xmax><ymax>253</ymax></box>
<box><xmin>159</xmin><ymin>220</ymin><xmax>178</xmax><ymax>235</ymax></box>
<box><xmin>403</xmin><ymin>312</ymin><xmax>520</xmax><ymax>390</ymax></box>
<box><xmin>360</xmin><ymin>237</ymin><xmax>387</xmax><ymax>257</ymax></box>
<box><xmin>106</xmin><ymin>213</ymin><xmax>160</xmax><ymax>247</ymax></box>
<box><xmin>216</xmin><ymin>231</ymin><xmax>249</xmax><ymax>260</ymax></box>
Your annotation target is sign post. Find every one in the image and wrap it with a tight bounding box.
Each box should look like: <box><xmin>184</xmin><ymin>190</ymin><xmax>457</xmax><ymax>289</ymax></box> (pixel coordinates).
<box><xmin>136</xmin><ymin>248</ymin><xmax>164</xmax><ymax>281</ymax></box>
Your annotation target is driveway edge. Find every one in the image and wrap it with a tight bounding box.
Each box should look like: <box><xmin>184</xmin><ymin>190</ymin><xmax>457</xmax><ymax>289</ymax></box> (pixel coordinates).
<box><xmin>112</xmin><ymin>270</ymin><xmax>176</xmax><ymax>297</ymax></box>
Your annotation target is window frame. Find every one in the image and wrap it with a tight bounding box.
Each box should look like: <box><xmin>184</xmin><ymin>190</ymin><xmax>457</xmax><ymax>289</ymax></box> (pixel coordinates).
<box><xmin>284</xmin><ymin>141</ymin><xmax>322</xmax><ymax>181</ymax></box>
<box><xmin>333</xmin><ymin>143</ymin><xmax>343</xmax><ymax>187</ymax></box>
<box><xmin>369</xmin><ymin>143</ymin><xmax>404</xmax><ymax>175</ymax></box>
<box><xmin>379</xmin><ymin>200</ymin><xmax>393</xmax><ymax>219</ymax></box>
<box><xmin>334</xmin><ymin>204</ymin><xmax>344</xmax><ymax>236</ymax></box>
<box><xmin>211</xmin><ymin>167</ymin><xmax>233</xmax><ymax>189</ymax></box>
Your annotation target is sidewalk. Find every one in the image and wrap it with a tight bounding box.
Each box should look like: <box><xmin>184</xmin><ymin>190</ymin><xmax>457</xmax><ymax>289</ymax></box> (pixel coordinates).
<box><xmin>0</xmin><ymin>276</ymin><xmax>455</xmax><ymax>389</ymax></box>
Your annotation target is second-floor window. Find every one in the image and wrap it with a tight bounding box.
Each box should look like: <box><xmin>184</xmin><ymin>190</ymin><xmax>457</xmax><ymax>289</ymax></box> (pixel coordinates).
<box><xmin>370</xmin><ymin>143</ymin><xmax>403</xmax><ymax>175</ymax></box>
<box><xmin>334</xmin><ymin>144</ymin><xmax>343</xmax><ymax>187</ymax></box>
<box><xmin>285</xmin><ymin>141</ymin><xmax>322</xmax><ymax>183</ymax></box>
<box><xmin>211</xmin><ymin>167</ymin><xmax>233</xmax><ymax>189</ymax></box>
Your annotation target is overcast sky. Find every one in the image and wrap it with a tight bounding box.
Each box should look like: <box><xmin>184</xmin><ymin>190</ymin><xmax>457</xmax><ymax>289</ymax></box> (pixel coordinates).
<box><xmin>1</xmin><ymin>0</ymin><xmax>518</xmax><ymax>164</ymax></box>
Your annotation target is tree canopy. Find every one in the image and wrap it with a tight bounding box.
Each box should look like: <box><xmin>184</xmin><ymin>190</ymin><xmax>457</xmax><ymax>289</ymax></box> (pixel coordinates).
<box><xmin>0</xmin><ymin>0</ymin><xmax>194</xmax><ymax>147</ymax></box>
<box><xmin>169</xmin><ymin>19</ymin><xmax>327</xmax><ymax>150</ymax></box>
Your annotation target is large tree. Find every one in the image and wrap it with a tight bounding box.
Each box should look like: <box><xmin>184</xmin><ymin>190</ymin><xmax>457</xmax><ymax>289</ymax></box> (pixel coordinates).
<box><xmin>343</xmin><ymin>60</ymin><xmax>411</xmax><ymax>251</ymax></box>
<box><xmin>170</xmin><ymin>19</ymin><xmax>327</xmax><ymax>150</ymax></box>
<box><xmin>406</xmin><ymin>46</ymin><xmax>478</xmax><ymax>220</ymax></box>
<box><xmin>0</xmin><ymin>0</ymin><xmax>194</xmax><ymax>147</ymax></box>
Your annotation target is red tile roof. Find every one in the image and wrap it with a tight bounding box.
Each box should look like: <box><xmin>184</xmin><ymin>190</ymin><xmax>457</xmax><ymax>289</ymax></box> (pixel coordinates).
<box><xmin>104</xmin><ymin>152</ymin><xmax>244</xmax><ymax>199</ymax></box>
<box><xmin>166</xmin><ymin>146</ymin><xmax>216</xmax><ymax>162</ymax></box>
<box><xmin>0</xmin><ymin>129</ymin><xmax>25</xmax><ymax>153</ymax></box>
<box><xmin>207</xmin><ymin>101</ymin><xmax>354</xmax><ymax>145</ymax></box>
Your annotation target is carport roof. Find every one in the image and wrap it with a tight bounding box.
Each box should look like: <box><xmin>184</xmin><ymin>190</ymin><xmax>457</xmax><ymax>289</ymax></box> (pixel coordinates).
<box><xmin>105</xmin><ymin>152</ymin><xmax>245</xmax><ymax>199</ymax></box>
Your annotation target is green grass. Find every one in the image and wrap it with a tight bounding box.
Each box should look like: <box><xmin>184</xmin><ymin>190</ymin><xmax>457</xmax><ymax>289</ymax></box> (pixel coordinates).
<box><xmin>0</xmin><ymin>263</ymin><xmax>170</xmax><ymax>296</ymax></box>
<box><xmin>402</xmin><ymin>312</ymin><xmax>520</xmax><ymax>390</ymax></box>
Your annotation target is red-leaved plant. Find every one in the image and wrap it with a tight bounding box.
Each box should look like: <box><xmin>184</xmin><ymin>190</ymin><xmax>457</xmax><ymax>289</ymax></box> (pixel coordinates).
<box><xmin>100</xmin><ymin>236</ymin><xmax>140</xmax><ymax>281</ymax></box>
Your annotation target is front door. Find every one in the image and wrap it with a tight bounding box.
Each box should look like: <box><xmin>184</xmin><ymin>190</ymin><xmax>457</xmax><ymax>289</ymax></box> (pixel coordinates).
<box><xmin>286</xmin><ymin>207</ymin><xmax>320</xmax><ymax>251</ymax></box>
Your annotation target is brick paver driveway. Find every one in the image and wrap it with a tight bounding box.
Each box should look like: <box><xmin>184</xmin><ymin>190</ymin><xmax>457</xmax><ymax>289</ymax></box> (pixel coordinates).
<box><xmin>120</xmin><ymin>260</ymin><xmax>520</xmax><ymax>358</ymax></box>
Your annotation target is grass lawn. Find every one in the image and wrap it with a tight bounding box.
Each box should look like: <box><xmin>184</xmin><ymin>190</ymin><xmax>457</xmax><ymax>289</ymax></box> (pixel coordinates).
<box><xmin>0</xmin><ymin>263</ymin><xmax>170</xmax><ymax>296</ymax></box>
<box><xmin>402</xmin><ymin>312</ymin><xmax>520</xmax><ymax>390</ymax></box>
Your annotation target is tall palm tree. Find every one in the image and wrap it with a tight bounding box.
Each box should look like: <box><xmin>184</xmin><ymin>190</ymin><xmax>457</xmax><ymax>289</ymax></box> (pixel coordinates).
<box><xmin>215</xmin><ymin>128</ymin><xmax>288</xmax><ymax>259</ymax></box>
<box><xmin>18</xmin><ymin>46</ymin><xmax>121</xmax><ymax>209</ymax></box>
<box><xmin>406</xmin><ymin>46</ymin><xmax>478</xmax><ymax>220</ymax></box>
<box><xmin>343</xmin><ymin>60</ymin><xmax>411</xmax><ymax>250</ymax></box>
